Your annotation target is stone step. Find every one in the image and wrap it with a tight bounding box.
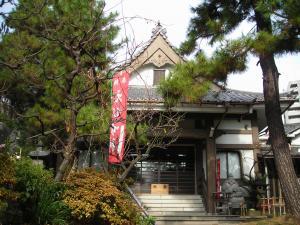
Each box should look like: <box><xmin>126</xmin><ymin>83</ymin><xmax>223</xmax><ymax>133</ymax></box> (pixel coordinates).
<box><xmin>141</xmin><ymin>199</ymin><xmax>203</xmax><ymax>204</ymax></box>
<box><xmin>154</xmin><ymin>216</ymin><xmax>242</xmax><ymax>221</ymax></box>
<box><xmin>137</xmin><ymin>194</ymin><xmax>202</xmax><ymax>200</ymax></box>
<box><xmin>155</xmin><ymin>221</ymin><xmax>239</xmax><ymax>225</ymax></box>
<box><xmin>150</xmin><ymin>211</ymin><xmax>209</xmax><ymax>217</ymax></box>
<box><xmin>143</xmin><ymin>203</ymin><xmax>204</xmax><ymax>208</ymax></box>
<box><xmin>147</xmin><ymin>207</ymin><xmax>206</xmax><ymax>212</ymax></box>
<box><xmin>153</xmin><ymin>214</ymin><xmax>267</xmax><ymax>225</ymax></box>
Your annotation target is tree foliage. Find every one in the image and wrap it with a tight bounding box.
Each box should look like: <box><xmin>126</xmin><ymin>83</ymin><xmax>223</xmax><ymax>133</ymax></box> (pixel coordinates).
<box><xmin>0</xmin><ymin>0</ymin><xmax>120</xmax><ymax>180</ymax></box>
<box><xmin>181</xmin><ymin>0</ymin><xmax>300</xmax><ymax>56</ymax></box>
<box><xmin>159</xmin><ymin>38</ymin><xmax>250</xmax><ymax>105</ymax></box>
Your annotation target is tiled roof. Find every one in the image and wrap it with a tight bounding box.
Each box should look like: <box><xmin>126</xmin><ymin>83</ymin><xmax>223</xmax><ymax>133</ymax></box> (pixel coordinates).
<box><xmin>284</xmin><ymin>123</ymin><xmax>300</xmax><ymax>135</ymax></box>
<box><xmin>128</xmin><ymin>86</ymin><xmax>294</xmax><ymax>104</ymax></box>
<box><xmin>128</xmin><ymin>86</ymin><xmax>164</xmax><ymax>102</ymax></box>
<box><xmin>201</xmin><ymin>89</ymin><xmax>263</xmax><ymax>104</ymax></box>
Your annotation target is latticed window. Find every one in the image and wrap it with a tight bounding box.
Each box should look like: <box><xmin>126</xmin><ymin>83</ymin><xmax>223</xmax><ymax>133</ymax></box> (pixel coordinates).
<box><xmin>153</xmin><ymin>69</ymin><xmax>165</xmax><ymax>85</ymax></box>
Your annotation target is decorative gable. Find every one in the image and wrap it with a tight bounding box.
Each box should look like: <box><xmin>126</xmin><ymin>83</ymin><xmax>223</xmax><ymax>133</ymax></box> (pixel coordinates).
<box><xmin>144</xmin><ymin>48</ymin><xmax>175</xmax><ymax>68</ymax></box>
<box><xmin>126</xmin><ymin>23</ymin><xmax>184</xmax><ymax>74</ymax></box>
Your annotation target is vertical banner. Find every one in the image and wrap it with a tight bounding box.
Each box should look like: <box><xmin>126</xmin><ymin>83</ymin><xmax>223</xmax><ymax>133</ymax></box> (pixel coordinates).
<box><xmin>108</xmin><ymin>71</ymin><xmax>130</xmax><ymax>164</ymax></box>
<box><xmin>216</xmin><ymin>159</ymin><xmax>221</xmax><ymax>199</ymax></box>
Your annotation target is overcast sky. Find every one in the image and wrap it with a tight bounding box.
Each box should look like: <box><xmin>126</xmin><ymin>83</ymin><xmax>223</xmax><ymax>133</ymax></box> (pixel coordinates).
<box><xmin>106</xmin><ymin>0</ymin><xmax>299</xmax><ymax>93</ymax></box>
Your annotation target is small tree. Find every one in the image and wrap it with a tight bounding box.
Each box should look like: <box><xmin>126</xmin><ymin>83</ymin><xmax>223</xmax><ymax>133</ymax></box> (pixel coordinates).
<box><xmin>0</xmin><ymin>0</ymin><xmax>120</xmax><ymax>181</ymax></box>
<box><xmin>119</xmin><ymin>108</ymin><xmax>183</xmax><ymax>182</ymax></box>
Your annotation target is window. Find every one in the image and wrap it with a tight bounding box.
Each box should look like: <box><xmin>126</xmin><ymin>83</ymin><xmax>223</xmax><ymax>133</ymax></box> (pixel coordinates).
<box><xmin>153</xmin><ymin>69</ymin><xmax>165</xmax><ymax>85</ymax></box>
<box><xmin>290</xmin><ymin>83</ymin><xmax>297</xmax><ymax>88</ymax></box>
<box><xmin>217</xmin><ymin>152</ymin><xmax>241</xmax><ymax>179</ymax></box>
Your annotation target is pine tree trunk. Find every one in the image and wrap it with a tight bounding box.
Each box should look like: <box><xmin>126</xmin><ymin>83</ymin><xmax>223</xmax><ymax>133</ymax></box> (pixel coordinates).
<box><xmin>55</xmin><ymin>110</ymin><xmax>77</xmax><ymax>181</ymax></box>
<box><xmin>253</xmin><ymin>6</ymin><xmax>300</xmax><ymax>217</ymax></box>
<box><xmin>260</xmin><ymin>53</ymin><xmax>300</xmax><ymax>216</ymax></box>
<box><xmin>54</xmin><ymin>151</ymin><xmax>75</xmax><ymax>181</ymax></box>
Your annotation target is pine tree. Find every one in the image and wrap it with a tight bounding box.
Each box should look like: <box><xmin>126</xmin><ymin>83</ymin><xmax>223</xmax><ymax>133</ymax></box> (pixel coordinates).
<box><xmin>0</xmin><ymin>0</ymin><xmax>119</xmax><ymax>181</ymax></box>
<box><xmin>160</xmin><ymin>0</ymin><xmax>300</xmax><ymax>216</ymax></box>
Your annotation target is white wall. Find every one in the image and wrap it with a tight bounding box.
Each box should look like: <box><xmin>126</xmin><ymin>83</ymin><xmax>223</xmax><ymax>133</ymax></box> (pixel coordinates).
<box><xmin>285</xmin><ymin>102</ymin><xmax>300</xmax><ymax>124</ymax></box>
<box><xmin>215</xmin><ymin>134</ymin><xmax>253</xmax><ymax>145</ymax></box>
<box><xmin>129</xmin><ymin>64</ymin><xmax>172</xmax><ymax>86</ymax></box>
<box><xmin>214</xmin><ymin>119</ymin><xmax>252</xmax><ymax>130</ymax></box>
<box><xmin>214</xmin><ymin>119</ymin><xmax>253</xmax><ymax>145</ymax></box>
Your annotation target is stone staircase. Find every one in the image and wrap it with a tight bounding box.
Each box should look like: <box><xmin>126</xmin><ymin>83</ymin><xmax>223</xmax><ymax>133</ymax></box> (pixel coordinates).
<box><xmin>137</xmin><ymin>194</ymin><xmax>246</xmax><ymax>225</ymax></box>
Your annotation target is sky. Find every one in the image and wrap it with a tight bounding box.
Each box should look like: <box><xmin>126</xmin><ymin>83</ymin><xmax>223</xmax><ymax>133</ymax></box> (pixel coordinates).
<box><xmin>105</xmin><ymin>0</ymin><xmax>299</xmax><ymax>93</ymax></box>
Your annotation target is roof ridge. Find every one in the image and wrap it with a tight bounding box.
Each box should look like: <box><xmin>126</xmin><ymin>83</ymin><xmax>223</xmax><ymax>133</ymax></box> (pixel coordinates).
<box><xmin>226</xmin><ymin>88</ymin><xmax>263</xmax><ymax>95</ymax></box>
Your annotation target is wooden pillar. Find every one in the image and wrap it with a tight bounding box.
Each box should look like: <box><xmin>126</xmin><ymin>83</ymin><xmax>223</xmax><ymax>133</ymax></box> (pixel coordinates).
<box><xmin>206</xmin><ymin>137</ymin><xmax>216</xmax><ymax>213</ymax></box>
<box><xmin>251</xmin><ymin>112</ymin><xmax>260</xmax><ymax>176</ymax></box>
<box><xmin>251</xmin><ymin>115</ymin><xmax>260</xmax><ymax>177</ymax></box>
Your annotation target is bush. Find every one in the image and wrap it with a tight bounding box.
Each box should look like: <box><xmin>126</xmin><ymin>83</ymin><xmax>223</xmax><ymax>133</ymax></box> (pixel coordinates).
<box><xmin>14</xmin><ymin>158</ymin><xmax>70</xmax><ymax>225</ymax></box>
<box><xmin>63</xmin><ymin>169</ymin><xmax>143</xmax><ymax>225</ymax></box>
<box><xmin>0</xmin><ymin>151</ymin><xmax>21</xmax><ymax>224</ymax></box>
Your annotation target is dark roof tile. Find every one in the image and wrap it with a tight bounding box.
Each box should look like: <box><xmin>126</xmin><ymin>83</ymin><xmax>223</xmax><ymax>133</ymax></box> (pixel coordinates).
<box><xmin>284</xmin><ymin>123</ymin><xmax>300</xmax><ymax>134</ymax></box>
<box><xmin>128</xmin><ymin>86</ymin><xmax>294</xmax><ymax>104</ymax></box>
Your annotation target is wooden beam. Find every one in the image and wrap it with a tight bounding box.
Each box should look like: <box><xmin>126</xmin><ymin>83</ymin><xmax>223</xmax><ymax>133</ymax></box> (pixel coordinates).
<box><xmin>216</xmin><ymin>129</ymin><xmax>253</xmax><ymax>134</ymax></box>
<box><xmin>216</xmin><ymin>144</ymin><xmax>256</xmax><ymax>149</ymax></box>
<box><xmin>206</xmin><ymin>137</ymin><xmax>216</xmax><ymax>213</ymax></box>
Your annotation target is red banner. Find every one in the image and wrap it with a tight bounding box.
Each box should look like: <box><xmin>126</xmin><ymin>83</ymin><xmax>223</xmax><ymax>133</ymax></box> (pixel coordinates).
<box><xmin>108</xmin><ymin>71</ymin><xmax>130</xmax><ymax>164</ymax></box>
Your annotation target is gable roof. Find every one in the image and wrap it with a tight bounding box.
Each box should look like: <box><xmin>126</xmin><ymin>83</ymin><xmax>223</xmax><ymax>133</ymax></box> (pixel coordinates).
<box><xmin>125</xmin><ymin>23</ymin><xmax>184</xmax><ymax>73</ymax></box>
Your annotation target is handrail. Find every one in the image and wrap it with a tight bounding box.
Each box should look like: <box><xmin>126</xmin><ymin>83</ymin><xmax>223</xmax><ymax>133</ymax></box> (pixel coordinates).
<box><xmin>200</xmin><ymin>170</ymin><xmax>208</xmax><ymax>212</ymax></box>
<box><xmin>124</xmin><ymin>184</ymin><xmax>149</xmax><ymax>217</ymax></box>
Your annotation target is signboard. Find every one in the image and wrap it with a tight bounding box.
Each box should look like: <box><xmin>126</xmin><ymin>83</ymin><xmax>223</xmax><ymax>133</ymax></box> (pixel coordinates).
<box><xmin>108</xmin><ymin>71</ymin><xmax>130</xmax><ymax>164</ymax></box>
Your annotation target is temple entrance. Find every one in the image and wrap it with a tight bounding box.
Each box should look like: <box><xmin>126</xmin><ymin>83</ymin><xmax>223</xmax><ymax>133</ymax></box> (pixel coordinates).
<box><xmin>130</xmin><ymin>146</ymin><xmax>196</xmax><ymax>194</ymax></box>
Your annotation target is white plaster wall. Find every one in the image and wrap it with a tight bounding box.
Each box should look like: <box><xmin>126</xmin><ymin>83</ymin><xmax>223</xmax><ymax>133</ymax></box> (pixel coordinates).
<box><xmin>285</xmin><ymin>101</ymin><xmax>300</xmax><ymax>124</ymax></box>
<box><xmin>240</xmin><ymin>150</ymin><xmax>255</xmax><ymax>179</ymax></box>
<box><xmin>215</xmin><ymin>134</ymin><xmax>253</xmax><ymax>144</ymax></box>
<box><xmin>214</xmin><ymin>119</ymin><xmax>252</xmax><ymax>130</ymax></box>
<box><xmin>129</xmin><ymin>64</ymin><xmax>172</xmax><ymax>86</ymax></box>
<box><xmin>291</xmin><ymin>135</ymin><xmax>300</xmax><ymax>145</ymax></box>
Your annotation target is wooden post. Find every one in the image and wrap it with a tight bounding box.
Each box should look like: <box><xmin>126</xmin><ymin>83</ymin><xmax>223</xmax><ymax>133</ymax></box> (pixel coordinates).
<box><xmin>251</xmin><ymin>114</ymin><xmax>260</xmax><ymax>175</ymax></box>
<box><xmin>206</xmin><ymin>137</ymin><xmax>216</xmax><ymax>213</ymax></box>
<box><xmin>278</xmin><ymin>179</ymin><xmax>282</xmax><ymax>216</ymax></box>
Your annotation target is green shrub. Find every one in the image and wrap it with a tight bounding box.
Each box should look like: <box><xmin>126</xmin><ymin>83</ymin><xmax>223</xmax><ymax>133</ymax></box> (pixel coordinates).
<box><xmin>64</xmin><ymin>169</ymin><xmax>144</xmax><ymax>225</ymax></box>
<box><xmin>136</xmin><ymin>215</ymin><xmax>155</xmax><ymax>225</ymax></box>
<box><xmin>15</xmin><ymin>158</ymin><xmax>70</xmax><ymax>225</ymax></box>
<box><xmin>0</xmin><ymin>151</ymin><xmax>21</xmax><ymax>224</ymax></box>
